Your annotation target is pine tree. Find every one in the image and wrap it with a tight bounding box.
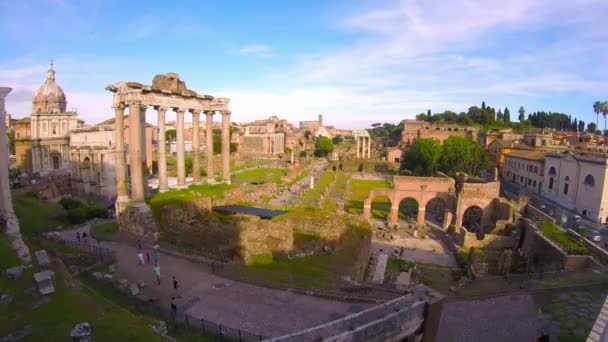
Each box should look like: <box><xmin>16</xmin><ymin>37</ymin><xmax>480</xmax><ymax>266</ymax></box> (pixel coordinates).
<box><xmin>482</xmin><ymin>101</ymin><xmax>486</xmax><ymax>110</ymax></box>
<box><xmin>504</xmin><ymin>107</ymin><xmax>511</xmax><ymax>123</ymax></box>
<box><xmin>427</xmin><ymin>109</ymin><xmax>431</xmax><ymax>117</ymax></box>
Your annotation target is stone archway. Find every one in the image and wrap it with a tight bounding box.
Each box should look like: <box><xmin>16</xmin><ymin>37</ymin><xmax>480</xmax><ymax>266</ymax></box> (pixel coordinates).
<box><xmin>425</xmin><ymin>197</ymin><xmax>447</xmax><ymax>226</ymax></box>
<box><xmin>395</xmin><ymin>197</ymin><xmax>419</xmax><ymax>223</ymax></box>
<box><xmin>81</xmin><ymin>157</ymin><xmax>91</xmax><ymax>183</ymax></box>
<box><xmin>370</xmin><ymin>195</ymin><xmax>392</xmax><ymax>220</ymax></box>
<box><xmin>462</xmin><ymin>205</ymin><xmax>483</xmax><ymax>232</ymax></box>
<box><xmin>363</xmin><ymin>188</ymin><xmax>393</xmax><ymax>222</ymax></box>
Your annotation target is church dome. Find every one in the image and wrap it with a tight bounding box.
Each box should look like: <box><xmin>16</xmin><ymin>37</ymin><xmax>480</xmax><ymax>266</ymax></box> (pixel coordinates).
<box><xmin>32</xmin><ymin>62</ymin><xmax>67</xmax><ymax>114</ymax></box>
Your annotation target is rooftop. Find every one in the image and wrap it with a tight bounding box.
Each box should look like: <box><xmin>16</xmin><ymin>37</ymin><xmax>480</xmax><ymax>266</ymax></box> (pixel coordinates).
<box><xmin>505</xmin><ymin>150</ymin><xmax>546</xmax><ymax>161</ymax></box>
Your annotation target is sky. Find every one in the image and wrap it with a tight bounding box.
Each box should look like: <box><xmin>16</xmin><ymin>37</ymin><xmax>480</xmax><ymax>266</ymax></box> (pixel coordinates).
<box><xmin>1</xmin><ymin>0</ymin><xmax>608</xmax><ymax>129</ymax></box>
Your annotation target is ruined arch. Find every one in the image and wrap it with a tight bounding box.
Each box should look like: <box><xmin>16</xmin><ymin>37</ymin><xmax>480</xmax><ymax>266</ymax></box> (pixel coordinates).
<box><xmin>462</xmin><ymin>205</ymin><xmax>483</xmax><ymax>233</ymax></box>
<box><xmin>396</xmin><ymin>197</ymin><xmax>419</xmax><ymax>222</ymax></box>
<box><xmin>425</xmin><ymin>196</ymin><xmax>447</xmax><ymax>226</ymax></box>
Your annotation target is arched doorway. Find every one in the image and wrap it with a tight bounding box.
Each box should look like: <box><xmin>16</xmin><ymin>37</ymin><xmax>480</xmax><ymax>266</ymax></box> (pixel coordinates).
<box><xmin>370</xmin><ymin>195</ymin><xmax>391</xmax><ymax>220</ymax></box>
<box><xmin>462</xmin><ymin>205</ymin><xmax>483</xmax><ymax>234</ymax></box>
<box><xmin>81</xmin><ymin>157</ymin><xmax>91</xmax><ymax>183</ymax></box>
<box><xmin>425</xmin><ymin>197</ymin><xmax>447</xmax><ymax>226</ymax></box>
<box><xmin>397</xmin><ymin>197</ymin><xmax>419</xmax><ymax>222</ymax></box>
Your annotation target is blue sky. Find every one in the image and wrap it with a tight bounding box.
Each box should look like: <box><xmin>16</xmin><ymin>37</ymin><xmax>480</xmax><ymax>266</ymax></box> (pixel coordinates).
<box><xmin>1</xmin><ymin>0</ymin><xmax>607</xmax><ymax>129</ymax></box>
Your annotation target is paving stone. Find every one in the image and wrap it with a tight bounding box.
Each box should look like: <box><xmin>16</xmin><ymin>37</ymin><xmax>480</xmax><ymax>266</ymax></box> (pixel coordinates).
<box><xmin>33</xmin><ymin>270</ymin><xmax>55</xmax><ymax>295</ymax></box>
<box><xmin>4</xmin><ymin>266</ymin><xmax>25</xmax><ymax>280</ymax></box>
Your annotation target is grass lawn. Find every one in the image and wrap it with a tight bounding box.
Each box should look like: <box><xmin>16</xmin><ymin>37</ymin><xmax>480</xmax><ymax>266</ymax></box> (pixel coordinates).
<box><xmin>300</xmin><ymin>171</ymin><xmax>335</xmax><ymax>206</ymax></box>
<box><xmin>147</xmin><ymin>183</ymin><xmax>235</xmax><ymax>219</ymax></box>
<box><xmin>0</xmin><ymin>234</ymin><xmax>21</xmax><ymax>270</ymax></box>
<box><xmin>13</xmin><ymin>194</ymin><xmax>70</xmax><ymax>238</ymax></box>
<box><xmin>323</xmin><ymin>172</ymin><xmax>349</xmax><ymax>211</ymax></box>
<box><xmin>227</xmin><ymin>226</ymin><xmax>371</xmax><ymax>290</ymax></box>
<box><xmin>91</xmin><ymin>222</ymin><xmax>119</xmax><ymax>241</ymax></box>
<box><xmin>0</xmin><ymin>260</ymin><xmax>215</xmax><ymax>342</ymax></box>
<box><xmin>231</xmin><ymin>168</ymin><xmax>287</xmax><ymax>184</ymax></box>
<box><xmin>539</xmin><ymin>221</ymin><xmax>588</xmax><ymax>255</ymax></box>
<box><xmin>288</xmin><ymin>169</ymin><xmax>310</xmax><ymax>187</ymax></box>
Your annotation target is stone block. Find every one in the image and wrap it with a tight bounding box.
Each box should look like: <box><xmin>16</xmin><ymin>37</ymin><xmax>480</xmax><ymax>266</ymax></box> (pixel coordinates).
<box><xmin>70</xmin><ymin>322</ymin><xmax>92</xmax><ymax>342</ymax></box>
<box><xmin>33</xmin><ymin>270</ymin><xmax>55</xmax><ymax>295</ymax></box>
<box><xmin>34</xmin><ymin>250</ymin><xmax>51</xmax><ymax>268</ymax></box>
<box><xmin>103</xmin><ymin>273</ymin><xmax>113</xmax><ymax>281</ymax></box>
<box><xmin>92</xmin><ymin>272</ymin><xmax>102</xmax><ymax>280</ymax></box>
<box><xmin>395</xmin><ymin>270</ymin><xmax>412</xmax><ymax>291</ymax></box>
<box><xmin>118</xmin><ymin>279</ymin><xmax>128</xmax><ymax>290</ymax></box>
<box><xmin>371</xmin><ymin>253</ymin><xmax>388</xmax><ymax>284</ymax></box>
<box><xmin>0</xmin><ymin>293</ymin><xmax>13</xmax><ymax>305</ymax></box>
<box><xmin>4</xmin><ymin>266</ymin><xmax>25</xmax><ymax>280</ymax></box>
<box><xmin>150</xmin><ymin>320</ymin><xmax>168</xmax><ymax>336</ymax></box>
<box><xmin>129</xmin><ymin>283</ymin><xmax>139</xmax><ymax>296</ymax></box>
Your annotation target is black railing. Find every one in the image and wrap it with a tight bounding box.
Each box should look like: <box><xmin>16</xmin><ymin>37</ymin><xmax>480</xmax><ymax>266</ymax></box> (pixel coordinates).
<box><xmin>184</xmin><ymin>314</ymin><xmax>266</xmax><ymax>342</ymax></box>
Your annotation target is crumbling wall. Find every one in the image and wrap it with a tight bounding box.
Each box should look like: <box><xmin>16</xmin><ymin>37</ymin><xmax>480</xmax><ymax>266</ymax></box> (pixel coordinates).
<box><xmin>459</xmin><ymin>227</ymin><xmax>518</xmax><ymax>250</ymax></box>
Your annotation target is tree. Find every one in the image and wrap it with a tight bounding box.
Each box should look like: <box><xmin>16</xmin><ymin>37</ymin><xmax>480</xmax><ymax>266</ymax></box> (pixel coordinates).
<box><xmin>481</xmin><ymin>101</ymin><xmax>486</xmax><ymax>110</ymax></box>
<box><xmin>427</xmin><ymin>109</ymin><xmax>431</xmax><ymax>117</ymax></box>
<box><xmin>371</xmin><ymin>123</ymin><xmax>382</xmax><ymax>127</ymax></box>
<box><xmin>304</xmin><ymin>130</ymin><xmax>312</xmax><ymax>140</ymax></box>
<box><xmin>578</xmin><ymin>120</ymin><xmax>585</xmax><ymax>133</ymax></box>
<box><xmin>602</xmin><ymin>101</ymin><xmax>608</xmax><ymax>132</ymax></box>
<box><xmin>594</xmin><ymin>101</ymin><xmax>603</xmax><ymax>128</ymax></box>
<box><xmin>518</xmin><ymin>106</ymin><xmax>526</xmax><ymax>123</ymax></box>
<box><xmin>314</xmin><ymin>136</ymin><xmax>334</xmax><ymax>157</ymax></box>
<box><xmin>165</xmin><ymin>129</ymin><xmax>176</xmax><ymax>142</ymax></box>
<box><xmin>496</xmin><ymin>109</ymin><xmax>503</xmax><ymax>122</ymax></box>
<box><xmin>401</xmin><ymin>138</ymin><xmax>442</xmax><ymax>176</ymax></box>
<box><xmin>588</xmin><ymin>122</ymin><xmax>597</xmax><ymax>134</ymax></box>
<box><xmin>332</xmin><ymin>135</ymin><xmax>343</xmax><ymax>145</ymax></box>
<box><xmin>503</xmin><ymin>107</ymin><xmax>511</xmax><ymax>123</ymax></box>
<box><xmin>439</xmin><ymin>136</ymin><xmax>489</xmax><ymax>176</ymax></box>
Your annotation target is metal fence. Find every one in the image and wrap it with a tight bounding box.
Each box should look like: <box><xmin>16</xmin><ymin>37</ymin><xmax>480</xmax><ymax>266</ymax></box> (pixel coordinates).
<box><xmin>49</xmin><ymin>238</ymin><xmax>116</xmax><ymax>262</ymax></box>
<box><xmin>184</xmin><ymin>314</ymin><xmax>266</xmax><ymax>342</ymax></box>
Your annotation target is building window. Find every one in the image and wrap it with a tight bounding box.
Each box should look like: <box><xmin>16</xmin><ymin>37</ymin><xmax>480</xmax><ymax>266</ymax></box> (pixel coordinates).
<box><xmin>549</xmin><ymin>177</ymin><xmax>554</xmax><ymax>189</ymax></box>
<box><xmin>528</xmin><ymin>179</ymin><xmax>531</xmax><ymax>185</ymax></box>
<box><xmin>584</xmin><ymin>174</ymin><xmax>595</xmax><ymax>187</ymax></box>
<box><xmin>549</xmin><ymin>166</ymin><xmax>556</xmax><ymax>176</ymax></box>
<box><xmin>506</xmin><ymin>171</ymin><xmax>510</xmax><ymax>176</ymax></box>
<box><xmin>533</xmin><ymin>180</ymin><xmax>536</xmax><ymax>187</ymax></box>
<box><xmin>520</xmin><ymin>176</ymin><xmax>524</xmax><ymax>182</ymax></box>
<box><xmin>564</xmin><ymin>183</ymin><xmax>569</xmax><ymax>195</ymax></box>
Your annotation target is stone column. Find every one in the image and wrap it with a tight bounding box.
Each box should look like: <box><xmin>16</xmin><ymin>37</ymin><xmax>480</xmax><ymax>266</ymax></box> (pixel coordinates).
<box><xmin>367</xmin><ymin>136</ymin><xmax>371</xmax><ymax>158</ymax></box>
<box><xmin>356</xmin><ymin>136</ymin><xmax>360</xmax><ymax>158</ymax></box>
<box><xmin>221</xmin><ymin>111</ymin><xmax>231</xmax><ymax>183</ymax></box>
<box><xmin>205</xmin><ymin>111</ymin><xmax>215</xmax><ymax>183</ymax></box>
<box><xmin>290</xmin><ymin>149</ymin><xmax>295</xmax><ymax>164</ymax></box>
<box><xmin>128</xmin><ymin>101</ymin><xmax>145</xmax><ymax>203</ymax></box>
<box><xmin>0</xmin><ymin>88</ymin><xmax>13</xmax><ymax>216</ymax></box>
<box><xmin>113</xmin><ymin>104</ymin><xmax>129</xmax><ymax>204</ymax></box>
<box><xmin>192</xmin><ymin>110</ymin><xmax>201</xmax><ymax>184</ymax></box>
<box><xmin>0</xmin><ymin>87</ymin><xmax>31</xmax><ymax>264</ymax></box>
<box><xmin>390</xmin><ymin>205</ymin><xmax>399</xmax><ymax>225</ymax></box>
<box><xmin>175</xmin><ymin>108</ymin><xmax>186</xmax><ymax>188</ymax></box>
<box><xmin>156</xmin><ymin>106</ymin><xmax>168</xmax><ymax>192</ymax></box>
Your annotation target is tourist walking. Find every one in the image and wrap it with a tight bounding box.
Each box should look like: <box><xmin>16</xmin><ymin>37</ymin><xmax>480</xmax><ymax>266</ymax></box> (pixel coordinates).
<box><xmin>137</xmin><ymin>252</ymin><xmax>145</xmax><ymax>265</ymax></box>
<box><xmin>137</xmin><ymin>239</ymin><xmax>142</xmax><ymax>252</ymax></box>
<box><xmin>153</xmin><ymin>250</ymin><xmax>159</xmax><ymax>264</ymax></box>
<box><xmin>146</xmin><ymin>252</ymin><xmax>151</xmax><ymax>265</ymax></box>
<box><xmin>171</xmin><ymin>276</ymin><xmax>181</xmax><ymax>299</ymax></box>
<box><xmin>153</xmin><ymin>264</ymin><xmax>161</xmax><ymax>285</ymax></box>
<box><xmin>82</xmin><ymin>232</ymin><xmax>87</xmax><ymax>244</ymax></box>
<box><xmin>76</xmin><ymin>232</ymin><xmax>80</xmax><ymax>242</ymax></box>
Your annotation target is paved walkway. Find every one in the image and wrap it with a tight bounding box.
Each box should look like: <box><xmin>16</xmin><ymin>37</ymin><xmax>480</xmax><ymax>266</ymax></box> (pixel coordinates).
<box><xmin>58</xmin><ymin>226</ymin><xmax>371</xmax><ymax>337</ymax></box>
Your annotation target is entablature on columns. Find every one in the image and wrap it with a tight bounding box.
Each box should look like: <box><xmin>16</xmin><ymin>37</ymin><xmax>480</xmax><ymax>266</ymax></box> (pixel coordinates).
<box><xmin>106</xmin><ymin>81</ymin><xmax>230</xmax><ymax>113</ymax></box>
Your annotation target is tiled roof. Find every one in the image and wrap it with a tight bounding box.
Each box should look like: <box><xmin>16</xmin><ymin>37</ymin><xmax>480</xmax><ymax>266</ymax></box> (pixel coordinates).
<box><xmin>505</xmin><ymin>150</ymin><xmax>546</xmax><ymax>161</ymax></box>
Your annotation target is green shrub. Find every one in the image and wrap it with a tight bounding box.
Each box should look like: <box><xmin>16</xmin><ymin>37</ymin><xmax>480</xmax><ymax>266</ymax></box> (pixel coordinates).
<box><xmin>67</xmin><ymin>207</ymin><xmax>89</xmax><ymax>224</ymax></box>
<box><xmin>539</xmin><ymin>221</ymin><xmax>589</xmax><ymax>255</ymax></box>
<box><xmin>23</xmin><ymin>191</ymin><xmax>38</xmax><ymax>198</ymax></box>
<box><xmin>59</xmin><ymin>197</ymin><xmax>84</xmax><ymax>210</ymax></box>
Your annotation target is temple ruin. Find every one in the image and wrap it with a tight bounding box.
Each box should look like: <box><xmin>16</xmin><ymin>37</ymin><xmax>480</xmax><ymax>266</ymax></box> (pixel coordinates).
<box><xmin>106</xmin><ymin>73</ymin><xmax>231</xmax><ymax>236</ymax></box>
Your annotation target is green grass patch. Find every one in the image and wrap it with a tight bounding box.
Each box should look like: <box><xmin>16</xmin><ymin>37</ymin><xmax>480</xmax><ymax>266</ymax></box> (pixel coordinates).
<box><xmin>147</xmin><ymin>183</ymin><xmax>235</xmax><ymax>220</ymax></box>
<box><xmin>540</xmin><ymin>221</ymin><xmax>588</xmax><ymax>255</ymax></box>
<box><xmin>91</xmin><ymin>222</ymin><xmax>119</xmax><ymax>241</ymax></box>
<box><xmin>230</xmin><ymin>226</ymin><xmax>371</xmax><ymax>290</ymax></box>
<box><xmin>300</xmin><ymin>171</ymin><xmax>335</xmax><ymax>206</ymax></box>
<box><xmin>0</xmin><ymin>261</ymin><xmax>214</xmax><ymax>342</ymax></box>
<box><xmin>288</xmin><ymin>169</ymin><xmax>310</xmax><ymax>186</ymax></box>
<box><xmin>0</xmin><ymin>234</ymin><xmax>21</xmax><ymax>269</ymax></box>
<box><xmin>231</xmin><ymin>168</ymin><xmax>287</xmax><ymax>184</ymax></box>
<box><xmin>13</xmin><ymin>194</ymin><xmax>70</xmax><ymax>238</ymax></box>
<box><xmin>294</xmin><ymin>232</ymin><xmax>321</xmax><ymax>243</ymax></box>
<box><xmin>346</xmin><ymin>179</ymin><xmax>391</xmax><ymax>216</ymax></box>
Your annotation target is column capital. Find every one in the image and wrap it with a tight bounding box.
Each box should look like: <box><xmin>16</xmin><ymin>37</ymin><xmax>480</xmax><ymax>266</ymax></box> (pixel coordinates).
<box><xmin>221</xmin><ymin>110</ymin><xmax>231</xmax><ymax>116</ymax></box>
<box><xmin>113</xmin><ymin>103</ymin><xmax>126</xmax><ymax>111</ymax></box>
<box><xmin>205</xmin><ymin>110</ymin><xmax>216</xmax><ymax>116</ymax></box>
<box><xmin>174</xmin><ymin>107</ymin><xmax>187</xmax><ymax>114</ymax></box>
<box><xmin>154</xmin><ymin>105</ymin><xmax>168</xmax><ymax>113</ymax></box>
<box><xmin>191</xmin><ymin>109</ymin><xmax>201</xmax><ymax>116</ymax></box>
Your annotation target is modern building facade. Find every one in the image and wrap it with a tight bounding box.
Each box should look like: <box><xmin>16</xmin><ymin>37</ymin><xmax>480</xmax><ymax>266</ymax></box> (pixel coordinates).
<box><xmin>503</xmin><ymin>150</ymin><xmax>545</xmax><ymax>195</ymax></box>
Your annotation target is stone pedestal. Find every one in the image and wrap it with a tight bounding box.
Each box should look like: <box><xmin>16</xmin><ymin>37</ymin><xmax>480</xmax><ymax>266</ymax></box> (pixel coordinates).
<box><xmin>117</xmin><ymin>202</ymin><xmax>157</xmax><ymax>237</ymax></box>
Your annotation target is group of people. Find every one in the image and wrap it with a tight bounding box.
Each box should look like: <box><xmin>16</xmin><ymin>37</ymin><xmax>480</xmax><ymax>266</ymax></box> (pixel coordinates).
<box><xmin>135</xmin><ymin>240</ymin><xmax>181</xmax><ymax>300</ymax></box>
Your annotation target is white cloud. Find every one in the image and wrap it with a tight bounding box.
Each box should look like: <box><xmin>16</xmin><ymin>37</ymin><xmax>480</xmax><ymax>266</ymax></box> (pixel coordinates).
<box><xmin>238</xmin><ymin>44</ymin><xmax>273</xmax><ymax>58</ymax></box>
